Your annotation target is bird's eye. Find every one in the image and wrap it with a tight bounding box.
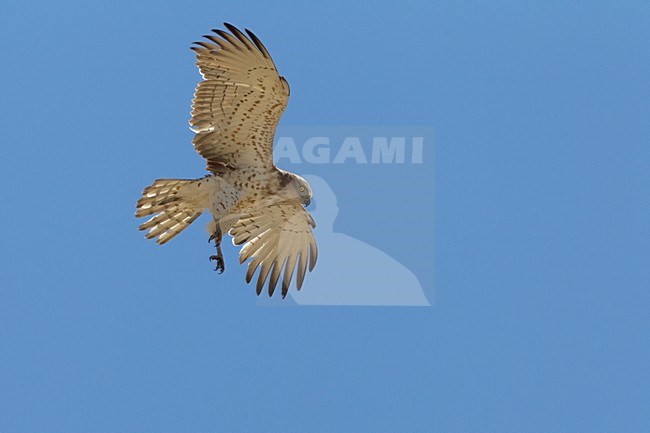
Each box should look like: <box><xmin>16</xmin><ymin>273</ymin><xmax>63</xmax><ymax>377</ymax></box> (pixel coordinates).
<box><xmin>300</xmin><ymin>186</ymin><xmax>305</xmax><ymax>192</ymax></box>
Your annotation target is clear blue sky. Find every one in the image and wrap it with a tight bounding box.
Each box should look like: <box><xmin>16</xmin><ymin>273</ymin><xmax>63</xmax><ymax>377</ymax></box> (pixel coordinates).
<box><xmin>1</xmin><ymin>1</ymin><xmax>649</xmax><ymax>432</ymax></box>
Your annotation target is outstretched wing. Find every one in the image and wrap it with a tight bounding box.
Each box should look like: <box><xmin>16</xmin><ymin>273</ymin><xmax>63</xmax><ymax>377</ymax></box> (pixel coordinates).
<box><xmin>230</xmin><ymin>201</ymin><xmax>318</xmax><ymax>298</ymax></box>
<box><xmin>190</xmin><ymin>23</ymin><xmax>290</xmax><ymax>173</ymax></box>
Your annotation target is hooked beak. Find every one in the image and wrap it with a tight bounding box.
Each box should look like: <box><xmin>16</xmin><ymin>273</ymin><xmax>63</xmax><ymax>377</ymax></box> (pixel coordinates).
<box><xmin>304</xmin><ymin>197</ymin><xmax>311</xmax><ymax>207</ymax></box>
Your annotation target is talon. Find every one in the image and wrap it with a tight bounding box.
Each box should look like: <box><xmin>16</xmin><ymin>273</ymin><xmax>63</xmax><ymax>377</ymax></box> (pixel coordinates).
<box><xmin>209</xmin><ymin>230</ymin><xmax>222</xmax><ymax>246</ymax></box>
<box><xmin>209</xmin><ymin>223</ymin><xmax>224</xmax><ymax>273</ymax></box>
<box><xmin>209</xmin><ymin>255</ymin><xmax>225</xmax><ymax>274</ymax></box>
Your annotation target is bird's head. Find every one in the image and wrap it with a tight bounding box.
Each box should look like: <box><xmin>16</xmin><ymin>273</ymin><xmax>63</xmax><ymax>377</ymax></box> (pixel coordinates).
<box><xmin>277</xmin><ymin>170</ymin><xmax>313</xmax><ymax>207</ymax></box>
<box><xmin>288</xmin><ymin>173</ymin><xmax>313</xmax><ymax>207</ymax></box>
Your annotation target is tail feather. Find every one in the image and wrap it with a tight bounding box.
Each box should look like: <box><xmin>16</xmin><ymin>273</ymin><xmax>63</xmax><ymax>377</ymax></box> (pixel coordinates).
<box><xmin>136</xmin><ymin>179</ymin><xmax>203</xmax><ymax>245</ymax></box>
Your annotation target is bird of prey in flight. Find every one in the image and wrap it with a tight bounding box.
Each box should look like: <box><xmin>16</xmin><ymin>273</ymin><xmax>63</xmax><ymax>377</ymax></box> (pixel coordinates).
<box><xmin>135</xmin><ymin>23</ymin><xmax>317</xmax><ymax>298</ymax></box>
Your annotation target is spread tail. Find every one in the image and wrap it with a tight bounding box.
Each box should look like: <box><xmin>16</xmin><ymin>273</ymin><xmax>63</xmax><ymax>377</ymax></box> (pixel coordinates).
<box><xmin>135</xmin><ymin>179</ymin><xmax>203</xmax><ymax>245</ymax></box>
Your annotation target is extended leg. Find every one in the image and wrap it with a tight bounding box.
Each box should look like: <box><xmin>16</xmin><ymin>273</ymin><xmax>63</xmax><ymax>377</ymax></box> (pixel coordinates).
<box><xmin>209</xmin><ymin>224</ymin><xmax>225</xmax><ymax>274</ymax></box>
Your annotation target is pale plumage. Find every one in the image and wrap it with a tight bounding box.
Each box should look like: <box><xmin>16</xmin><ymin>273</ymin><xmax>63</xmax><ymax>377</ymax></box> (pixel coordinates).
<box><xmin>190</xmin><ymin>23</ymin><xmax>289</xmax><ymax>172</ymax></box>
<box><xmin>135</xmin><ymin>23</ymin><xmax>317</xmax><ymax>297</ymax></box>
<box><xmin>231</xmin><ymin>201</ymin><xmax>317</xmax><ymax>296</ymax></box>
